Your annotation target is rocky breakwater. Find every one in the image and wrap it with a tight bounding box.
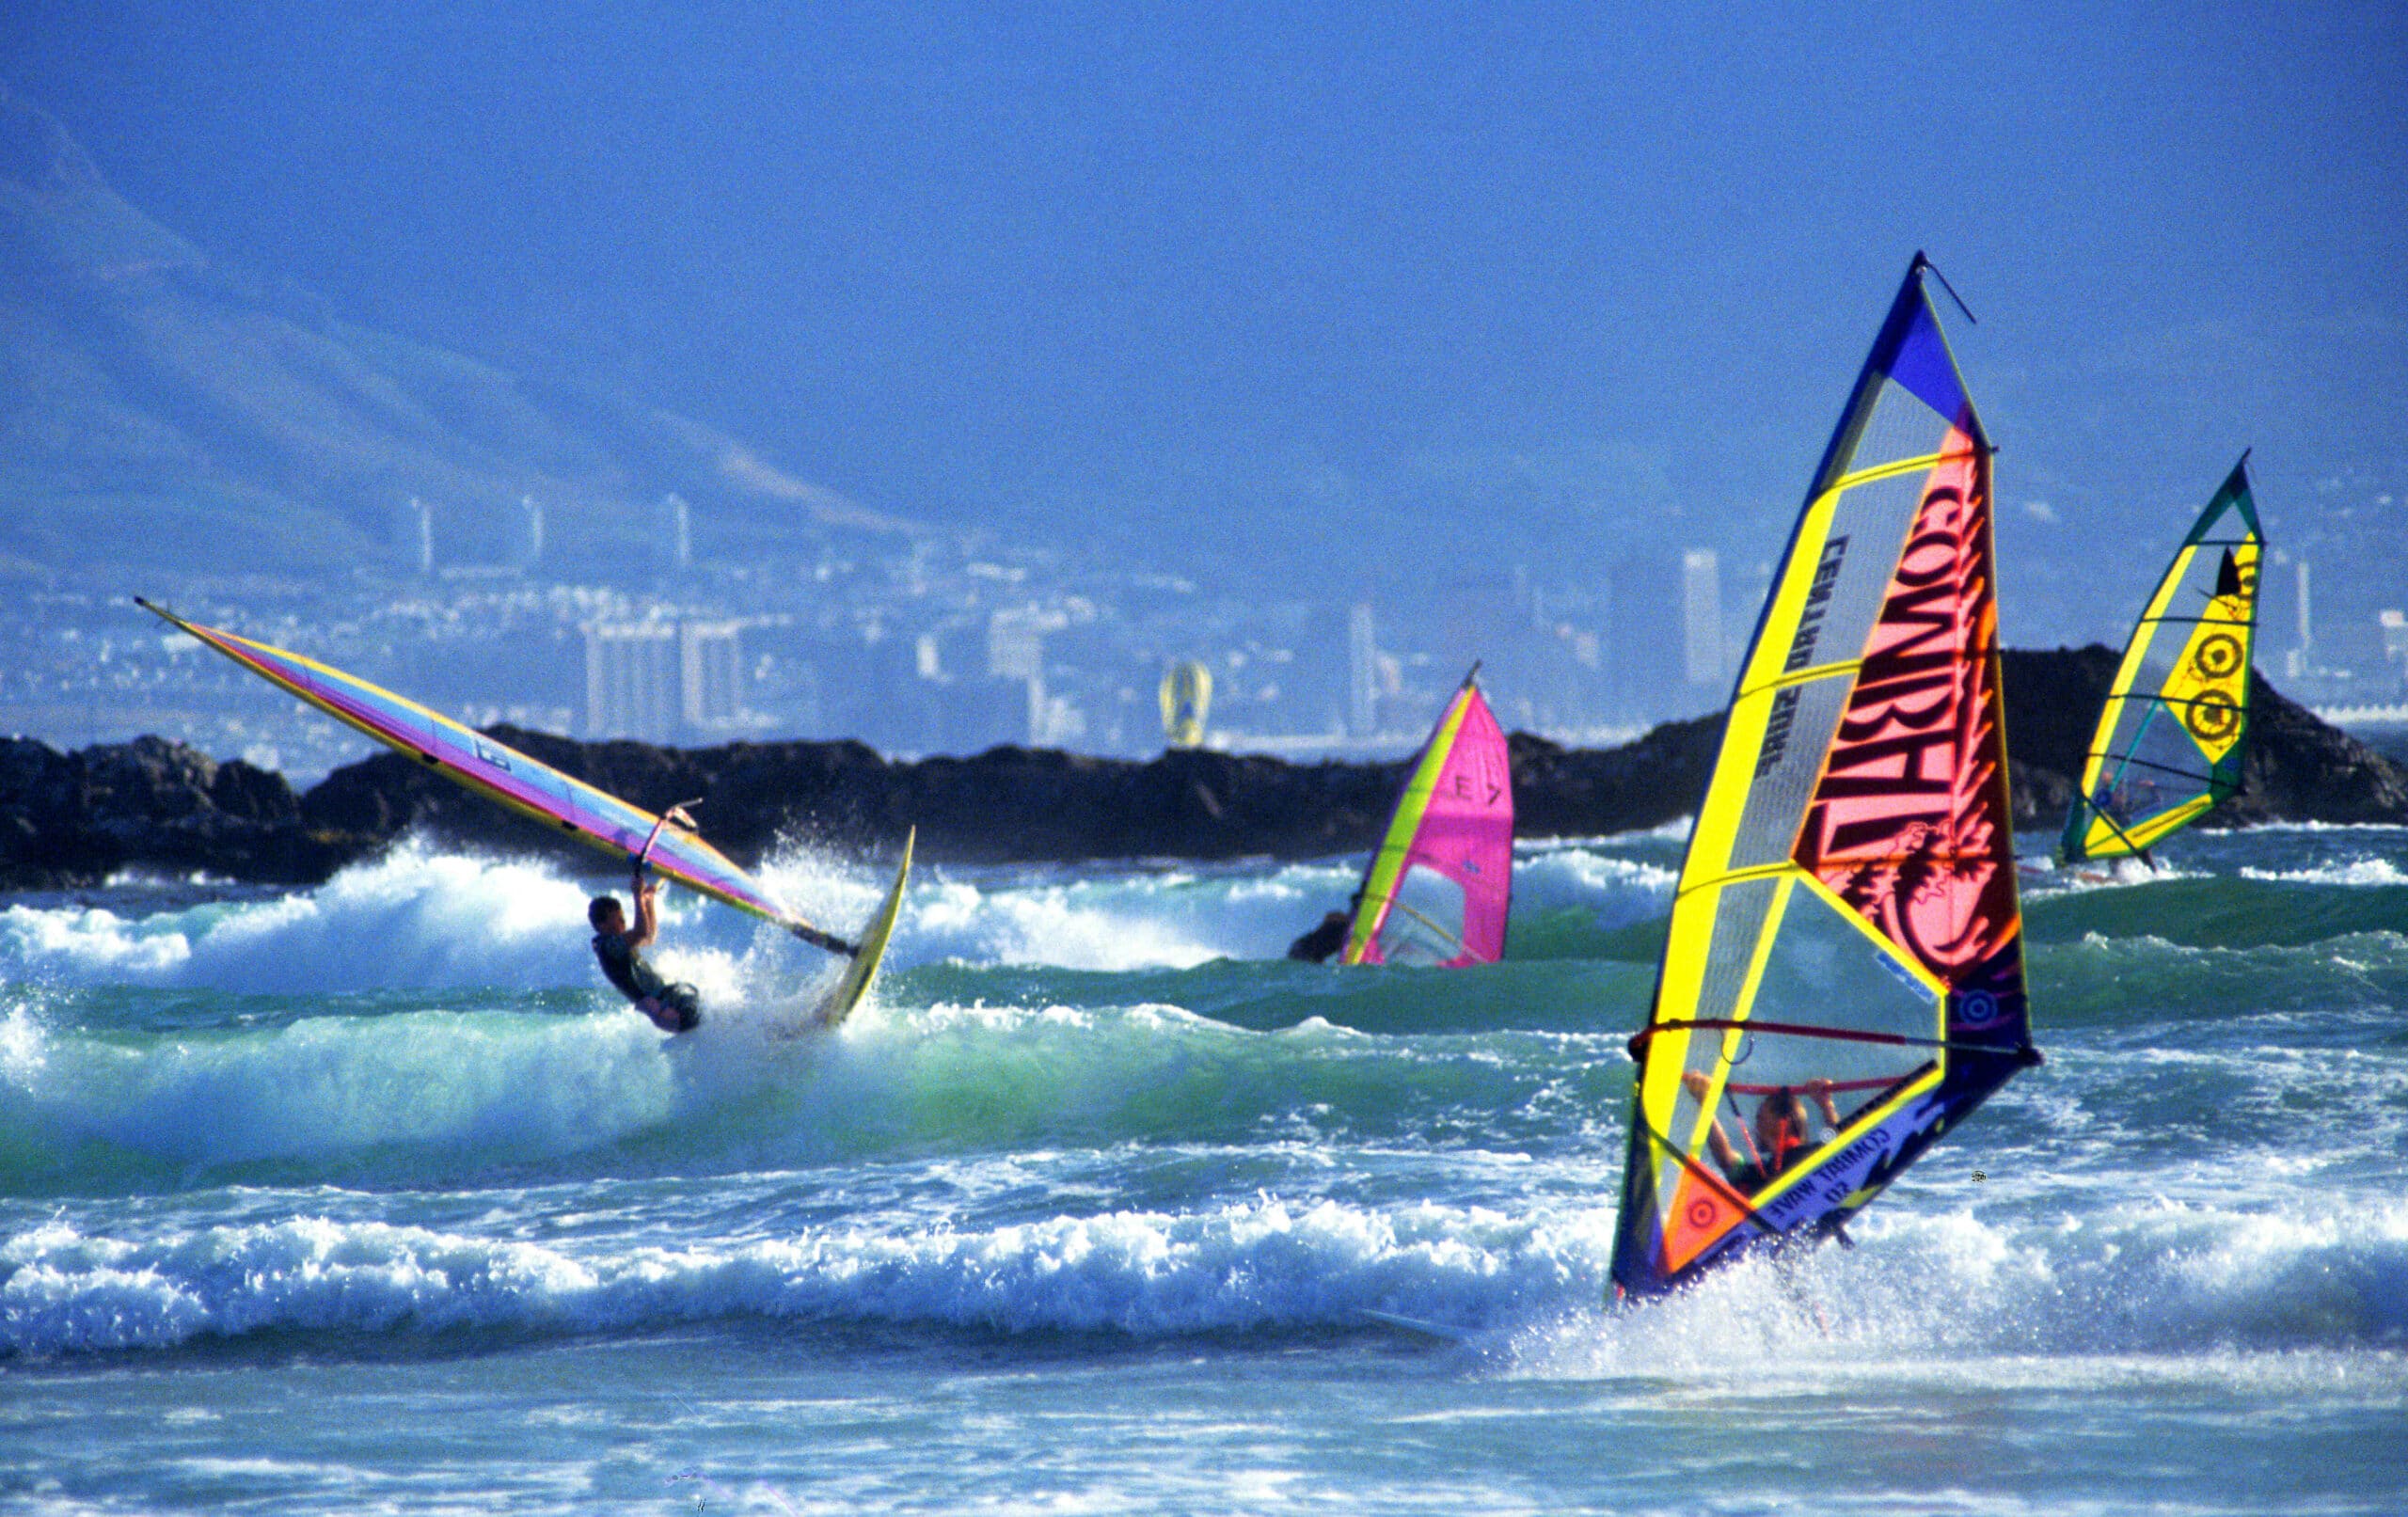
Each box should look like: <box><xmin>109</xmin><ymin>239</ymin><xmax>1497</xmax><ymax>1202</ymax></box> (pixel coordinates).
<box><xmin>1999</xmin><ymin>646</ymin><xmax>2408</xmax><ymax>829</ymax></box>
<box><xmin>0</xmin><ymin>735</ymin><xmax>357</xmax><ymax>889</ymax></box>
<box><xmin>2</xmin><ymin>648</ymin><xmax>2401</xmax><ymax>889</ymax></box>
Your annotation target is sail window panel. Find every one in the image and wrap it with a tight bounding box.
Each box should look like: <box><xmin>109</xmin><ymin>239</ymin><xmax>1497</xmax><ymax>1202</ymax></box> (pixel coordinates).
<box><xmin>1372</xmin><ymin>864</ymin><xmax>1470</xmax><ymax>966</ymax></box>
<box><xmin>2092</xmin><ymin>699</ymin><xmax>2217</xmax><ymax>830</ymax></box>
<box><xmin>1728</xmin><ymin>672</ymin><xmax>1856</xmax><ymax>871</ymax></box>
<box><xmin>2162</xmin><ymin>538</ymin><xmax>2247</xmax><ymax>621</ymax></box>
<box><xmin>1698</xmin><ymin>885</ymin><xmax>1940</xmax><ymax>1189</ymax></box>
<box><xmin>1814</xmin><ymin>467</ymin><xmax>1939</xmax><ymax>672</ymax></box>
<box><xmin>1843</xmin><ymin>375</ymin><xmax>1959</xmax><ymax>482</ymax></box>
<box><xmin>1719</xmin><ymin>463</ymin><xmax>1935</xmax><ymax>877</ymax></box>
<box><xmin>1750</xmin><ymin>884</ymin><xmax>1940</xmax><ymax>1059</ymax></box>
<box><xmin>1657</xmin><ymin>878</ymin><xmax>1778</xmax><ymax>1198</ymax></box>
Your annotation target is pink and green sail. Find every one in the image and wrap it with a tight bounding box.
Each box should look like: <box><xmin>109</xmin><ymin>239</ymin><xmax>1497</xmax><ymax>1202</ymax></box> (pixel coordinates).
<box><xmin>135</xmin><ymin>598</ymin><xmax>844</xmax><ymax>947</ymax></box>
<box><xmin>1341</xmin><ymin>671</ymin><xmax>1513</xmax><ymax>967</ymax></box>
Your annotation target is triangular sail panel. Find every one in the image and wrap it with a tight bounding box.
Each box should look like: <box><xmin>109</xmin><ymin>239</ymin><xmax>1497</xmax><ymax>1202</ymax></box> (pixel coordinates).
<box><xmin>135</xmin><ymin>598</ymin><xmax>840</xmax><ymax>946</ymax></box>
<box><xmin>1342</xmin><ymin>671</ymin><xmax>1513</xmax><ymax>967</ymax></box>
<box><xmin>1608</xmin><ymin>257</ymin><xmax>2040</xmax><ymax>1301</ymax></box>
<box><xmin>2061</xmin><ymin>457</ymin><xmax>2263</xmax><ymax>861</ymax></box>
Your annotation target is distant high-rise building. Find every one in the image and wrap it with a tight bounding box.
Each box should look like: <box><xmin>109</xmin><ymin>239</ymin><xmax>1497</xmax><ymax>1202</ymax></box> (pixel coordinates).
<box><xmin>520</xmin><ymin>496</ymin><xmax>545</xmax><ymax>569</ymax></box>
<box><xmin>664</xmin><ymin>493</ymin><xmax>692</xmax><ymax>570</ymax></box>
<box><xmin>987</xmin><ymin>608</ymin><xmax>1046</xmax><ymax>680</ymax></box>
<box><xmin>397</xmin><ymin>496</ymin><xmax>434</xmax><ymax>575</ymax></box>
<box><xmin>1681</xmin><ymin>548</ymin><xmax>1722</xmax><ymax>688</ymax></box>
<box><xmin>1606</xmin><ymin>554</ymin><xmax>1680</xmax><ymax>722</ymax></box>
<box><xmin>584</xmin><ymin>623</ymin><xmax>680</xmax><ymax>741</ymax></box>
<box><xmin>678</xmin><ymin>622</ymin><xmax>745</xmax><ymax>729</ymax></box>
<box><xmin>1347</xmin><ymin>603</ymin><xmax>1378</xmax><ymax>735</ymax></box>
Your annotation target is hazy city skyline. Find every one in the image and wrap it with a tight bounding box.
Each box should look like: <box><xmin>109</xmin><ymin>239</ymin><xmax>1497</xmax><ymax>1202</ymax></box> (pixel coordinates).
<box><xmin>2</xmin><ymin>5</ymin><xmax>2402</xmax><ymax>765</ymax></box>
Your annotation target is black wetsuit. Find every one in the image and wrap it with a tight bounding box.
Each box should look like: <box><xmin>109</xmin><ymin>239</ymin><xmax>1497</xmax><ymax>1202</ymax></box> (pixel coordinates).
<box><xmin>592</xmin><ymin>930</ymin><xmax>702</xmax><ymax>1032</ymax></box>
<box><xmin>1287</xmin><ymin>911</ymin><xmax>1350</xmax><ymax>963</ymax></box>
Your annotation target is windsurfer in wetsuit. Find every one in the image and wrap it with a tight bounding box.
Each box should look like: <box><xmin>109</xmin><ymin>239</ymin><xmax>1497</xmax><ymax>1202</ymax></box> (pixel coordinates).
<box><xmin>1287</xmin><ymin>909</ymin><xmax>1351</xmax><ymax>962</ymax></box>
<box><xmin>590</xmin><ymin>868</ymin><xmax>703</xmax><ymax>1033</ymax></box>
<box><xmin>1682</xmin><ymin>1070</ymin><xmax>1841</xmax><ymax>1192</ymax></box>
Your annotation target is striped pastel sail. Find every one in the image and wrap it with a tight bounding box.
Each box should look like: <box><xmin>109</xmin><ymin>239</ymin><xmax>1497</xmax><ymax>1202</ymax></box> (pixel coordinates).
<box><xmin>1342</xmin><ymin>671</ymin><xmax>1513</xmax><ymax>968</ymax></box>
<box><xmin>135</xmin><ymin>599</ymin><xmax>837</xmax><ymax>945</ymax></box>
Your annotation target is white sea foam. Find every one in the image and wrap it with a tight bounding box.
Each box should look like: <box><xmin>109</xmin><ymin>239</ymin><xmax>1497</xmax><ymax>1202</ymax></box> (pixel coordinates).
<box><xmin>1509</xmin><ymin>848</ymin><xmax>1676</xmax><ymax>926</ymax></box>
<box><xmin>0</xmin><ymin>844</ymin><xmax>601</xmax><ymax>992</ymax></box>
<box><xmin>6</xmin><ymin>1188</ymin><xmax>2403</xmax><ymax>1362</ymax></box>
<box><xmin>2238</xmin><ymin>858</ymin><xmax>2408</xmax><ymax>888</ymax></box>
<box><xmin>0</xmin><ymin>993</ymin><xmax>1455</xmax><ymax>1183</ymax></box>
<box><xmin>0</xmin><ymin>1197</ymin><xmax>1603</xmax><ymax>1354</ymax></box>
<box><xmin>0</xmin><ymin>838</ymin><xmax>1690</xmax><ymax>991</ymax></box>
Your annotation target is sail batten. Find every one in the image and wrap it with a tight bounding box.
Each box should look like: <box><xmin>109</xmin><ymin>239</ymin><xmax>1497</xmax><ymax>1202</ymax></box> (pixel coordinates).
<box><xmin>1341</xmin><ymin>671</ymin><xmax>1513</xmax><ymax>968</ymax></box>
<box><xmin>2060</xmin><ymin>457</ymin><xmax>2263</xmax><ymax>863</ymax></box>
<box><xmin>1608</xmin><ymin>258</ymin><xmax>2036</xmax><ymax>1301</ymax></box>
<box><xmin>135</xmin><ymin>599</ymin><xmax>832</xmax><ymax>943</ymax></box>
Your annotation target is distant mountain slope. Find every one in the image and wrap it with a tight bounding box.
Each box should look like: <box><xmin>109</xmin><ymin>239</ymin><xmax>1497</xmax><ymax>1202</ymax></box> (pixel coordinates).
<box><xmin>0</xmin><ymin>86</ymin><xmax>913</xmax><ymax>579</ymax></box>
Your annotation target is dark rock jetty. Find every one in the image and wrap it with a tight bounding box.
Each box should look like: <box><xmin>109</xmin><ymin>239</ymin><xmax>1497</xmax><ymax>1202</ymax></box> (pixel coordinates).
<box><xmin>4</xmin><ymin>647</ymin><xmax>2401</xmax><ymax>890</ymax></box>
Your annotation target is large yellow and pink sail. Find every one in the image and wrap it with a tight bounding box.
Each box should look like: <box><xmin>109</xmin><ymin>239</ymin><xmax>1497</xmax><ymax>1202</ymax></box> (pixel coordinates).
<box><xmin>1608</xmin><ymin>256</ymin><xmax>2041</xmax><ymax>1299</ymax></box>
<box><xmin>135</xmin><ymin>598</ymin><xmax>848</xmax><ymax>950</ymax></box>
<box><xmin>1341</xmin><ymin>671</ymin><xmax>1513</xmax><ymax>967</ymax></box>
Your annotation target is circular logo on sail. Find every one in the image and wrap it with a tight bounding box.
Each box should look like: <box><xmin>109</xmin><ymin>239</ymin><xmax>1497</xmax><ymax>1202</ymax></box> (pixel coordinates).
<box><xmin>2185</xmin><ymin>692</ymin><xmax>2241</xmax><ymax>742</ymax></box>
<box><xmin>1956</xmin><ymin>988</ymin><xmax>2001</xmax><ymax>1026</ymax></box>
<box><xmin>2193</xmin><ymin>632</ymin><xmax>2242</xmax><ymax>681</ymax></box>
<box><xmin>1686</xmin><ymin>1197</ymin><xmax>1721</xmax><ymax>1231</ymax></box>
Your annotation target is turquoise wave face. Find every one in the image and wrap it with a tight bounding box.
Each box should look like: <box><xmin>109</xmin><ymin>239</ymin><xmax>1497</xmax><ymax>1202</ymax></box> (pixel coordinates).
<box><xmin>1</xmin><ymin>822</ymin><xmax>2404</xmax><ymax>1367</ymax></box>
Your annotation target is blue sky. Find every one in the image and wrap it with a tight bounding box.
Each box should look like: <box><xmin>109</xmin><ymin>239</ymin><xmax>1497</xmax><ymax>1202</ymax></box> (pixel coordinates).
<box><xmin>6</xmin><ymin>1</ymin><xmax>2402</xmax><ymax>641</ymax></box>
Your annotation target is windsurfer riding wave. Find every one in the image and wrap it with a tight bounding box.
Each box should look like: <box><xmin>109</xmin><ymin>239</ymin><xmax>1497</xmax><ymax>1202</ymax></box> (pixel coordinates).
<box><xmin>590</xmin><ymin>865</ymin><xmax>703</xmax><ymax>1034</ymax></box>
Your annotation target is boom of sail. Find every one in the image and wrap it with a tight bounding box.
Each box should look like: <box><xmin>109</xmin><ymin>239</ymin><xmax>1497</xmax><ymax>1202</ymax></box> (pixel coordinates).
<box><xmin>1608</xmin><ymin>256</ymin><xmax>2041</xmax><ymax>1301</ymax></box>
<box><xmin>135</xmin><ymin>598</ymin><xmax>850</xmax><ymax>954</ymax></box>
<box><xmin>1341</xmin><ymin>669</ymin><xmax>1513</xmax><ymax>967</ymax></box>
<box><xmin>2060</xmin><ymin>456</ymin><xmax>2263</xmax><ymax>862</ymax></box>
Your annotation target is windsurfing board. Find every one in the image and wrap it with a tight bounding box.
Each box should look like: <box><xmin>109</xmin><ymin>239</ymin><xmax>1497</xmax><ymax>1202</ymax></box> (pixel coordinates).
<box><xmin>806</xmin><ymin>827</ymin><xmax>914</xmax><ymax>1029</ymax></box>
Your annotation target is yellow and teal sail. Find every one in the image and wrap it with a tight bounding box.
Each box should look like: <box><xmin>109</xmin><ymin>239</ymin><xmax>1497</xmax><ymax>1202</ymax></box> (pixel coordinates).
<box><xmin>2060</xmin><ymin>456</ymin><xmax>2263</xmax><ymax>862</ymax></box>
<box><xmin>1341</xmin><ymin>668</ymin><xmax>1513</xmax><ymax>967</ymax></box>
<box><xmin>135</xmin><ymin>598</ymin><xmax>854</xmax><ymax>955</ymax></box>
<box><xmin>1160</xmin><ymin>659</ymin><xmax>1212</xmax><ymax>750</ymax></box>
<box><xmin>1608</xmin><ymin>256</ymin><xmax>2041</xmax><ymax>1300</ymax></box>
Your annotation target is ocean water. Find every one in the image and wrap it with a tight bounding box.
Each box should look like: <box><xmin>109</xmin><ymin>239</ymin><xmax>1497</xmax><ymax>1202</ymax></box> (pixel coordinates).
<box><xmin>1</xmin><ymin>822</ymin><xmax>2403</xmax><ymax>1514</ymax></box>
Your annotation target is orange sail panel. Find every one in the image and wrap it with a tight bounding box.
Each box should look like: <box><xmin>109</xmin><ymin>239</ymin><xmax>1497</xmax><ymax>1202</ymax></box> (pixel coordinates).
<box><xmin>135</xmin><ymin>599</ymin><xmax>837</xmax><ymax>944</ymax></box>
<box><xmin>1608</xmin><ymin>257</ymin><xmax>2040</xmax><ymax>1299</ymax></box>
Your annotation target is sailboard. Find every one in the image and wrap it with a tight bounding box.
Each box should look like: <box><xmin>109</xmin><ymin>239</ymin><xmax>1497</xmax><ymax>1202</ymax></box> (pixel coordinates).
<box><xmin>1608</xmin><ymin>255</ymin><xmax>2041</xmax><ymax>1302</ymax></box>
<box><xmin>802</xmin><ymin>827</ymin><xmax>912</xmax><ymax>1028</ymax></box>
<box><xmin>2059</xmin><ymin>456</ymin><xmax>2263</xmax><ymax>863</ymax></box>
<box><xmin>1341</xmin><ymin>668</ymin><xmax>1513</xmax><ymax>967</ymax></box>
<box><xmin>135</xmin><ymin>597</ymin><xmax>867</xmax><ymax>958</ymax></box>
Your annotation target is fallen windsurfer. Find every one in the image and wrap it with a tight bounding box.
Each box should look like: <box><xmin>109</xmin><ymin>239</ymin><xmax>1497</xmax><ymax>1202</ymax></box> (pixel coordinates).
<box><xmin>590</xmin><ymin>869</ymin><xmax>704</xmax><ymax>1033</ymax></box>
<box><xmin>1682</xmin><ymin>1070</ymin><xmax>1840</xmax><ymax>1193</ymax></box>
<box><xmin>1286</xmin><ymin>909</ymin><xmax>1351</xmax><ymax>962</ymax></box>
